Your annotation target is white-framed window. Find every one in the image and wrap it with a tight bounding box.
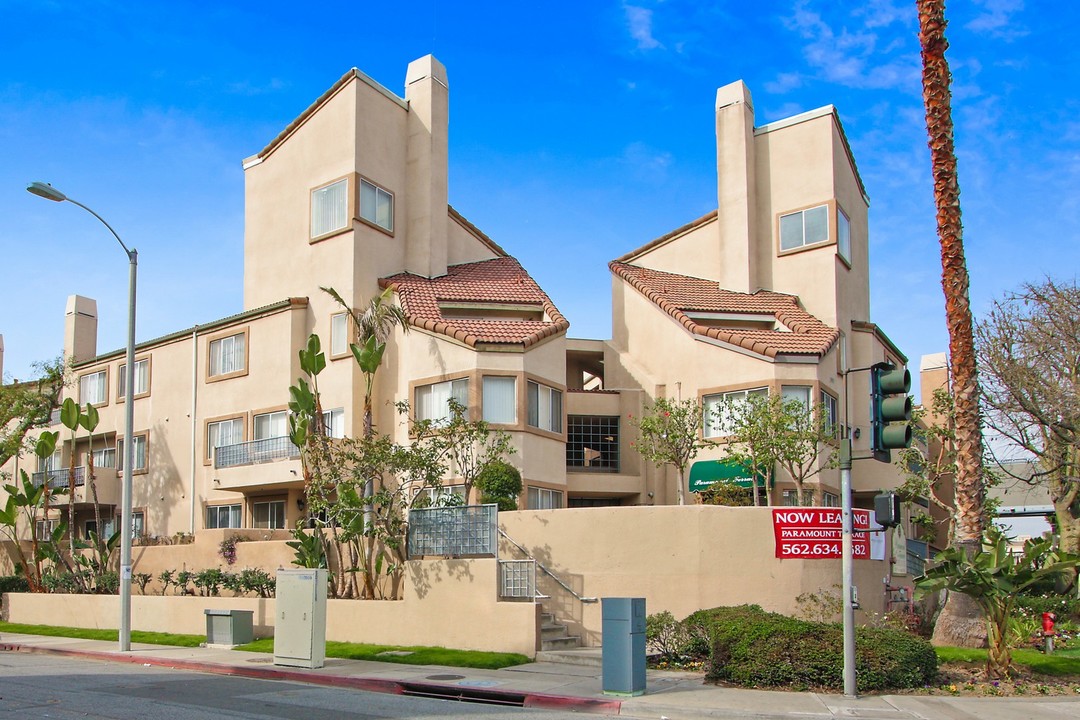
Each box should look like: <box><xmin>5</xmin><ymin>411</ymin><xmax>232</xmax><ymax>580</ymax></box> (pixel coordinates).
<box><xmin>36</xmin><ymin>519</ymin><xmax>59</xmax><ymax>540</ymax></box>
<box><xmin>330</xmin><ymin>312</ymin><xmax>349</xmax><ymax>357</ymax></box>
<box><xmin>360</xmin><ymin>178</ymin><xmax>393</xmax><ymax>232</ymax></box>
<box><xmin>820</xmin><ymin>391</ymin><xmax>839</xmax><ymax>435</ymax></box>
<box><xmin>253</xmin><ymin>500</ymin><xmax>286</xmax><ymax>529</ymax></box>
<box><xmin>527</xmin><ymin>381</ymin><xmax>562</xmax><ymax>433</ymax></box>
<box><xmin>206</xmin><ymin>504</ymin><xmax>241</xmax><ymax>529</ymax></box>
<box><xmin>322</xmin><ymin>408</ymin><xmax>345</xmax><ymax>438</ymax></box>
<box><xmin>415</xmin><ymin>378</ymin><xmax>469</xmax><ymax>422</ymax></box>
<box><xmin>823</xmin><ymin>491</ymin><xmax>840</xmax><ymax>508</ymax></box>
<box><xmin>80</xmin><ymin>370</ymin><xmax>107</xmax><ymax>405</ymax></box>
<box><xmin>39</xmin><ymin>450</ymin><xmax>61</xmax><ymax>473</ymax></box>
<box><xmin>782</xmin><ymin>490</ymin><xmax>800</xmax><ymax>506</ymax></box>
<box><xmin>703</xmin><ymin>387</ymin><xmax>768</xmax><ymax>438</ymax></box>
<box><xmin>780</xmin><ymin>204</ymin><xmax>829</xmax><ymax>251</ymax></box>
<box><xmin>91</xmin><ymin>446</ymin><xmax>116</xmax><ymax>469</ymax></box>
<box><xmin>781</xmin><ymin>385</ymin><xmax>812</xmax><ymax>410</ymax></box>
<box><xmin>208</xmin><ymin>418</ymin><xmax>244</xmax><ymax>460</ymax></box>
<box><xmin>118</xmin><ymin>358</ymin><xmax>149</xmax><ymax>398</ymax></box>
<box><xmin>254</xmin><ymin>411</ymin><xmax>289</xmax><ymax>440</ymax></box>
<box><xmin>311</xmin><ymin>178</ymin><xmax>348</xmax><ymax>238</ymax></box>
<box><xmin>482</xmin><ymin>376</ymin><xmax>516</xmax><ymax>424</ymax></box>
<box><xmin>209</xmin><ymin>332</ymin><xmax>246</xmax><ymax>377</ymax></box>
<box><xmin>117</xmin><ymin>434</ymin><xmax>148</xmax><ymax>473</ymax></box>
<box><xmin>416</xmin><ymin>484</ymin><xmax>465</xmax><ymax>507</ymax></box>
<box><xmin>528</xmin><ymin>486</ymin><xmax>563</xmax><ymax>510</ymax></box>
<box><xmin>837</xmin><ymin>207</ymin><xmax>851</xmax><ymax>262</ymax></box>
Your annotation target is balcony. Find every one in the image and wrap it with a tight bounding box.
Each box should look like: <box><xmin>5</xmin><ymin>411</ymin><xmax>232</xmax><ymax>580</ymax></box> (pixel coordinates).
<box><xmin>31</xmin><ymin>466</ymin><xmax>120</xmax><ymax>506</ymax></box>
<box><xmin>214</xmin><ymin>436</ymin><xmax>300</xmax><ymax>469</ymax></box>
<box><xmin>32</xmin><ymin>466</ymin><xmax>85</xmax><ymax>489</ymax></box>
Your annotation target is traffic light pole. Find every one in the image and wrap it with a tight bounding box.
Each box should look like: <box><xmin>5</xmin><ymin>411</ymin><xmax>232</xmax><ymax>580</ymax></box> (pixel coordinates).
<box><xmin>839</xmin><ymin>435</ymin><xmax>856</xmax><ymax>698</ymax></box>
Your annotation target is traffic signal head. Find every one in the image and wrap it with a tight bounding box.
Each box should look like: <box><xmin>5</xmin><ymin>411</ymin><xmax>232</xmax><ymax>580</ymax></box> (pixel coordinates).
<box><xmin>870</xmin><ymin>362</ymin><xmax>911</xmax><ymax>463</ymax></box>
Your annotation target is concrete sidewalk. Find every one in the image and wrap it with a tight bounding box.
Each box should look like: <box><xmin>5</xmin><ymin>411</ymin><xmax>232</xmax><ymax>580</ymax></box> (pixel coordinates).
<box><xmin>2</xmin><ymin>632</ymin><xmax>1078</xmax><ymax>719</ymax></box>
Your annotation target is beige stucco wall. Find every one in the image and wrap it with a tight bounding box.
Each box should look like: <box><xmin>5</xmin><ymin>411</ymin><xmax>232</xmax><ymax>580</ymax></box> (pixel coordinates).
<box><xmin>499</xmin><ymin>505</ymin><xmax>889</xmax><ymax>645</ymax></box>
<box><xmin>3</xmin><ymin>559</ymin><xmax>538</xmax><ymax>656</ymax></box>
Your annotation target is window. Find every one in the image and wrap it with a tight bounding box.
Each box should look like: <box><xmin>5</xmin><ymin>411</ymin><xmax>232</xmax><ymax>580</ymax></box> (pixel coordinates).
<box><xmin>209</xmin><ymin>332</ymin><xmax>246</xmax><ymax>378</ymax></box>
<box><xmin>118</xmin><ymin>358</ymin><xmax>149</xmax><ymax>398</ymax></box>
<box><xmin>780</xmin><ymin>205</ymin><xmax>829</xmax><ymax>251</ymax></box>
<box><xmin>311</xmin><ymin>178</ymin><xmax>348</xmax><ymax>238</ymax></box>
<box><xmin>208</xmin><ymin>418</ymin><xmax>244</xmax><ymax>461</ymax></box>
<box><xmin>39</xmin><ymin>450</ymin><xmax>61</xmax><ymax>473</ymax></box>
<box><xmin>823</xmin><ymin>492</ymin><xmax>840</xmax><ymax>508</ymax></box>
<box><xmin>330</xmin><ymin>312</ymin><xmax>349</xmax><ymax>357</ymax></box>
<box><xmin>781</xmin><ymin>385</ymin><xmax>812</xmax><ymax>410</ymax></box>
<box><xmin>527</xmin><ymin>381</ymin><xmax>562</xmax><ymax>433</ymax></box>
<box><xmin>482</xmin><ymin>376</ymin><xmax>516</xmax><ymax>424</ymax></box>
<box><xmin>820</xmin><ymin>391</ymin><xmax>839</xmax><ymax>436</ymax></box>
<box><xmin>91</xmin><ymin>446</ymin><xmax>116</xmax><ymax>469</ymax></box>
<box><xmin>528</xmin><ymin>486</ymin><xmax>563</xmax><ymax>510</ymax></box>
<box><xmin>254</xmin><ymin>411</ymin><xmax>288</xmax><ymax>440</ymax></box>
<box><xmin>415</xmin><ymin>378</ymin><xmax>469</xmax><ymax>422</ymax></box>
<box><xmin>703</xmin><ymin>387</ymin><xmax>768</xmax><ymax>438</ymax></box>
<box><xmin>80</xmin><ymin>370</ymin><xmax>107</xmax><ymax>405</ymax></box>
<box><xmin>206</xmin><ymin>504</ymin><xmax>241</xmax><ymax>529</ymax></box>
<box><xmin>36</xmin><ymin>519</ymin><xmax>59</xmax><ymax>541</ymax></box>
<box><xmin>566</xmin><ymin>415</ymin><xmax>620</xmax><ymax>472</ymax></box>
<box><xmin>416</xmin><ymin>484</ymin><xmax>465</xmax><ymax>507</ymax></box>
<box><xmin>360</xmin><ymin>178</ymin><xmax>393</xmax><ymax>232</ymax></box>
<box><xmin>117</xmin><ymin>434</ymin><xmax>147</xmax><ymax>473</ymax></box>
<box><xmin>253</xmin><ymin>500</ymin><xmax>286</xmax><ymax>529</ymax></box>
<box><xmin>837</xmin><ymin>207</ymin><xmax>851</xmax><ymax>262</ymax></box>
<box><xmin>783</xmin><ymin>489</ymin><xmax>814</xmax><ymax>506</ymax></box>
<box><xmin>322</xmin><ymin>408</ymin><xmax>345</xmax><ymax>438</ymax></box>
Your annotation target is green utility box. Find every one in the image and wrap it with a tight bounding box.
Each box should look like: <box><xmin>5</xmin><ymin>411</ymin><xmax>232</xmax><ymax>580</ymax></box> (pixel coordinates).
<box><xmin>204</xmin><ymin>608</ymin><xmax>254</xmax><ymax>647</ymax></box>
<box><xmin>602</xmin><ymin>597</ymin><xmax>646</xmax><ymax>696</ymax></box>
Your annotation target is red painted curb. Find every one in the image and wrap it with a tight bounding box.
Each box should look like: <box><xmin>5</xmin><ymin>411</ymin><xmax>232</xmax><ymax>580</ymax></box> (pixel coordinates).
<box><xmin>1</xmin><ymin>643</ymin><xmax>621</xmax><ymax>715</ymax></box>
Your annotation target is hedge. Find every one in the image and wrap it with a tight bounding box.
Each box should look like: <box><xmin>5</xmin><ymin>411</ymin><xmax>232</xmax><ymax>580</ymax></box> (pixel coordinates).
<box><xmin>692</xmin><ymin>605</ymin><xmax>937</xmax><ymax>692</ymax></box>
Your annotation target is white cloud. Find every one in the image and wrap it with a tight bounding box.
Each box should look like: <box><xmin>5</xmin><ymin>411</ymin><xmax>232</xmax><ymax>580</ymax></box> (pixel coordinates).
<box><xmin>620</xmin><ymin>141</ymin><xmax>673</xmax><ymax>181</ymax></box>
<box><xmin>781</xmin><ymin>0</ymin><xmax>920</xmax><ymax>92</ymax></box>
<box><xmin>765</xmin><ymin>72</ymin><xmax>803</xmax><ymax>94</ymax></box>
<box><xmin>965</xmin><ymin>0</ymin><xmax>1029</xmax><ymax>41</ymax></box>
<box><xmin>624</xmin><ymin>3</ymin><xmax>663</xmax><ymax>50</ymax></box>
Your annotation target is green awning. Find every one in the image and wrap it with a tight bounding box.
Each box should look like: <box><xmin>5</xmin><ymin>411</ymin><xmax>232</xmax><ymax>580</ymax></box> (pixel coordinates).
<box><xmin>689</xmin><ymin>460</ymin><xmax>769</xmax><ymax>492</ymax></box>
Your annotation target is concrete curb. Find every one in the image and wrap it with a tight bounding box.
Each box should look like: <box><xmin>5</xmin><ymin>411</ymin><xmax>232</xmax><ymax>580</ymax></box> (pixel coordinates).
<box><xmin>0</xmin><ymin>643</ymin><xmax>623</xmax><ymax>715</ymax></box>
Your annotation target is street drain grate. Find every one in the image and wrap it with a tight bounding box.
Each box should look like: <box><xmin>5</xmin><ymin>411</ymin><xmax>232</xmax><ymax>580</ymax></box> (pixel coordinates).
<box><xmin>246</xmin><ymin>658</ymin><xmax>274</xmax><ymax>664</ymax></box>
<box><xmin>425</xmin><ymin>674</ymin><xmax>466</xmax><ymax>681</ymax></box>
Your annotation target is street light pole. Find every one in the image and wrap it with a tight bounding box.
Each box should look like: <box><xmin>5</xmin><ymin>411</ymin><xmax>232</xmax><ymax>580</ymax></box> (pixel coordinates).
<box><xmin>27</xmin><ymin>181</ymin><xmax>137</xmax><ymax>652</ymax></box>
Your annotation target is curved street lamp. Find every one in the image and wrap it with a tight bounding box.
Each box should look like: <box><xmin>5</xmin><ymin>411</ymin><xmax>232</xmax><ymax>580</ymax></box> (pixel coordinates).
<box><xmin>27</xmin><ymin>181</ymin><xmax>137</xmax><ymax>653</ymax></box>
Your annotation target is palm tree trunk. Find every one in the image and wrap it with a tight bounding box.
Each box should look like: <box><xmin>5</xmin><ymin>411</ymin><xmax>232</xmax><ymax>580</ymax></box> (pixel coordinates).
<box><xmin>918</xmin><ymin>0</ymin><xmax>988</xmax><ymax>648</ymax></box>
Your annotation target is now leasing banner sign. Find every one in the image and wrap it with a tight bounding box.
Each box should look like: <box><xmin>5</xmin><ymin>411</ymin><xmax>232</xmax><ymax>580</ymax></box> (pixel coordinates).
<box><xmin>772</xmin><ymin>508</ymin><xmax>872</xmax><ymax>559</ymax></box>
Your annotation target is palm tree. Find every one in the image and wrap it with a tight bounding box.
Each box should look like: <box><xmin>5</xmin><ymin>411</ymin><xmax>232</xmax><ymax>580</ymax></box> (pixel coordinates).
<box><xmin>917</xmin><ymin>0</ymin><xmax>987</xmax><ymax>647</ymax></box>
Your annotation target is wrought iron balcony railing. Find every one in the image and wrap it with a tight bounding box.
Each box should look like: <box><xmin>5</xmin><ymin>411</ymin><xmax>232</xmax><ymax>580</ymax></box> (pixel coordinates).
<box><xmin>214</xmin><ymin>436</ymin><xmax>300</xmax><ymax>469</ymax></box>
<box><xmin>31</xmin><ymin>466</ymin><xmax>86</xmax><ymax>489</ymax></box>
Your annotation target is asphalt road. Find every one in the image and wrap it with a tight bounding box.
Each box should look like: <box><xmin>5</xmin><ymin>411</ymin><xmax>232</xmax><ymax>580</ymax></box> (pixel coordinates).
<box><xmin>0</xmin><ymin>652</ymin><xmax>588</xmax><ymax>719</ymax></box>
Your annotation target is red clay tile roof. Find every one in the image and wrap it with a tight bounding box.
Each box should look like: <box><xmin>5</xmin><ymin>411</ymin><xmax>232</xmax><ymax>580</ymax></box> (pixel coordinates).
<box><xmin>609</xmin><ymin>262</ymin><xmax>838</xmax><ymax>358</ymax></box>
<box><xmin>380</xmin><ymin>257</ymin><xmax>569</xmax><ymax>348</ymax></box>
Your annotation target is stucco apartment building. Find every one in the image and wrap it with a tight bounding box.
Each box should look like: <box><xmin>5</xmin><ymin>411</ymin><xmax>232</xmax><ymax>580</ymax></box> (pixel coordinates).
<box><xmin>2</xmin><ymin>55</ymin><xmax>913</xmax><ymax>544</ymax></box>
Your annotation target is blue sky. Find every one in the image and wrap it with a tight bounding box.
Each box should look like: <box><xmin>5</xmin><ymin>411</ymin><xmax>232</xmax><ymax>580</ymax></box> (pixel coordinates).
<box><xmin>1</xmin><ymin>1</ymin><xmax>1076</xmax><ymax>398</ymax></box>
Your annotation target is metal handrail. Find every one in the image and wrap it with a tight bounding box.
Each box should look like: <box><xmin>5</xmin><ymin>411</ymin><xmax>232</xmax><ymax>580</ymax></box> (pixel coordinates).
<box><xmin>498</xmin><ymin>527</ymin><xmax>597</xmax><ymax>604</ymax></box>
<box><xmin>31</xmin><ymin>466</ymin><xmax>86</xmax><ymax>488</ymax></box>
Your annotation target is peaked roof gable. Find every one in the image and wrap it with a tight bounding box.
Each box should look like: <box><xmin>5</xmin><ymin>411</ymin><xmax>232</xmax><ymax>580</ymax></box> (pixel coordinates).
<box><xmin>609</xmin><ymin>262</ymin><xmax>838</xmax><ymax>358</ymax></box>
<box><xmin>380</xmin><ymin>257</ymin><xmax>569</xmax><ymax>348</ymax></box>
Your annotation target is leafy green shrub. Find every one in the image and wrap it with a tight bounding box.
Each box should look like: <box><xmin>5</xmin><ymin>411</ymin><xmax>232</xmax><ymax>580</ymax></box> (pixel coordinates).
<box><xmin>0</xmin><ymin>576</ymin><xmax>30</xmax><ymax>594</ymax></box>
<box><xmin>647</xmin><ymin>611</ymin><xmax>710</xmax><ymax>661</ymax></box>
<box><xmin>239</xmin><ymin>568</ymin><xmax>275</xmax><ymax>598</ymax></box>
<box><xmin>133</xmin><ymin>573</ymin><xmax>152</xmax><ymax>595</ymax></box>
<box><xmin>474</xmin><ymin>461</ymin><xmax>522</xmax><ymax>511</ymax></box>
<box><xmin>193</xmin><ymin>569</ymin><xmax>227</xmax><ymax>597</ymax></box>
<box><xmin>695</xmin><ymin>605</ymin><xmax>937</xmax><ymax>692</ymax></box>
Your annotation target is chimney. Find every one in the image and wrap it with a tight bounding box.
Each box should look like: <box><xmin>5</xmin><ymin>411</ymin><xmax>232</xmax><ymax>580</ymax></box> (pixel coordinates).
<box><xmin>404</xmin><ymin>55</ymin><xmax>449</xmax><ymax>278</ymax></box>
<box><xmin>715</xmin><ymin>80</ymin><xmax>758</xmax><ymax>293</ymax></box>
<box><xmin>64</xmin><ymin>295</ymin><xmax>98</xmax><ymax>364</ymax></box>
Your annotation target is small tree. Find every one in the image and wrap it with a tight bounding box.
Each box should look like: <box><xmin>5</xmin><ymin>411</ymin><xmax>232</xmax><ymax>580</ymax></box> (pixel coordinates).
<box><xmin>719</xmin><ymin>393</ymin><xmax>781</xmax><ymax>507</ymax></box>
<box><xmin>916</xmin><ymin>531</ymin><xmax>1079</xmax><ymax>679</ymax></box>
<box><xmin>475</xmin><ymin>460</ymin><xmax>523</xmax><ymax>511</ymax></box>
<box><xmin>630</xmin><ymin>398</ymin><xmax>709</xmax><ymax>506</ymax></box>
<box><xmin>772</xmin><ymin>399</ymin><xmax>838</xmax><ymax>506</ymax></box>
<box><xmin>0</xmin><ymin>357</ymin><xmax>66</xmax><ymax>469</ymax></box>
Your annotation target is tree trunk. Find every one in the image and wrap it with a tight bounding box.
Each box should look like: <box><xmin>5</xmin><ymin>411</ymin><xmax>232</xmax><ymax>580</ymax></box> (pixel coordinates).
<box><xmin>919</xmin><ymin>0</ymin><xmax>988</xmax><ymax>647</ymax></box>
<box><xmin>675</xmin><ymin>467</ymin><xmax>686</xmax><ymax>506</ymax></box>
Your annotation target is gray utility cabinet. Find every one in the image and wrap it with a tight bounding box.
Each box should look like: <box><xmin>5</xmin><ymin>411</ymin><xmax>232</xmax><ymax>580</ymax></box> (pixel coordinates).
<box><xmin>274</xmin><ymin>568</ymin><xmax>328</xmax><ymax>669</ymax></box>
<box><xmin>204</xmin><ymin>608</ymin><xmax>253</xmax><ymax>647</ymax></box>
<box><xmin>601</xmin><ymin>597</ymin><xmax>646</xmax><ymax>696</ymax></box>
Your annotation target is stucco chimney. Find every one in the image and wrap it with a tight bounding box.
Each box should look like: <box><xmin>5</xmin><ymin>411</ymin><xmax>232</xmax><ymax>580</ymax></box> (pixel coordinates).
<box><xmin>64</xmin><ymin>295</ymin><xmax>98</xmax><ymax>364</ymax></box>
<box><xmin>404</xmin><ymin>55</ymin><xmax>449</xmax><ymax>279</ymax></box>
<box><xmin>715</xmin><ymin>80</ymin><xmax>758</xmax><ymax>294</ymax></box>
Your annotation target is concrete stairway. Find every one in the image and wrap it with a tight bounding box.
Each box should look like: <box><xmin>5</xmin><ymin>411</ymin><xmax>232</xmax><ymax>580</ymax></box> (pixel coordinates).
<box><xmin>538</xmin><ymin>609</ymin><xmax>582</xmax><ymax>652</ymax></box>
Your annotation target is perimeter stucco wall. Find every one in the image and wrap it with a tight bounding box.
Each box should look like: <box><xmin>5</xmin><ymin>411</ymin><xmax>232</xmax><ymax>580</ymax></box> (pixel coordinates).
<box><xmin>498</xmin><ymin>505</ymin><xmax>887</xmax><ymax>646</ymax></box>
<box><xmin>3</xmin><ymin>559</ymin><xmax>538</xmax><ymax>656</ymax></box>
